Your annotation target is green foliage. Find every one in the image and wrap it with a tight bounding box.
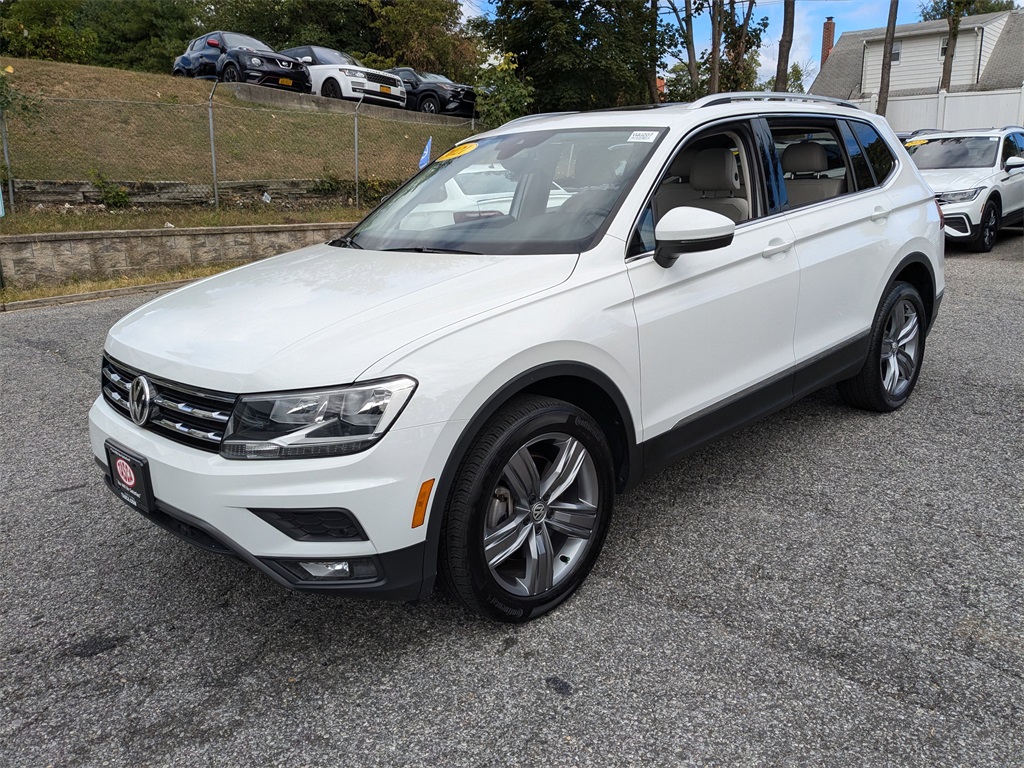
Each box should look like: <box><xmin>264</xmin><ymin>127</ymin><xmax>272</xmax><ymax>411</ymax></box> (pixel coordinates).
<box><xmin>483</xmin><ymin>0</ymin><xmax>667</xmax><ymax>112</ymax></box>
<box><xmin>0</xmin><ymin>0</ymin><xmax>97</xmax><ymax>63</ymax></box>
<box><xmin>919</xmin><ymin>0</ymin><xmax>1016</xmax><ymax>21</ymax></box>
<box><xmin>370</xmin><ymin>0</ymin><xmax>483</xmax><ymax>83</ymax></box>
<box><xmin>89</xmin><ymin>170</ymin><xmax>131</xmax><ymax>208</ymax></box>
<box><xmin>312</xmin><ymin>167</ymin><xmax>344</xmax><ymax>196</ymax></box>
<box><xmin>0</xmin><ymin>65</ymin><xmax>39</xmax><ymax>117</ymax></box>
<box><xmin>475</xmin><ymin>54</ymin><xmax>534</xmax><ymax>127</ymax></box>
<box><xmin>758</xmin><ymin>62</ymin><xmax>811</xmax><ymax>93</ymax></box>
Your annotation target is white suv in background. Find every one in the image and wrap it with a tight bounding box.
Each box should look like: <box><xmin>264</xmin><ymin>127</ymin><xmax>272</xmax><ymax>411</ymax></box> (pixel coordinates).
<box><xmin>90</xmin><ymin>94</ymin><xmax>944</xmax><ymax>622</ymax></box>
<box><xmin>905</xmin><ymin>126</ymin><xmax>1024</xmax><ymax>252</ymax></box>
<box><xmin>279</xmin><ymin>45</ymin><xmax>406</xmax><ymax>109</ymax></box>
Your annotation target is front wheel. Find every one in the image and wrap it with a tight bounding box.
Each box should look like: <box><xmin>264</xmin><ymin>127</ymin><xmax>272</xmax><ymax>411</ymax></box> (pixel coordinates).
<box><xmin>419</xmin><ymin>94</ymin><xmax>439</xmax><ymax>113</ymax></box>
<box><xmin>321</xmin><ymin>78</ymin><xmax>342</xmax><ymax>99</ymax></box>
<box><xmin>838</xmin><ymin>281</ymin><xmax>926</xmax><ymax>412</ymax></box>
<box><xmin>221</xmin><ymin>64</ymin><xmax>240</xmax><ymax>83</ymax></box>
<box><xmin>969</xmin><ymin>200</ymin><xmax>999</xmax><ymax>252</ymax></box>
<box><xmin>439</xmin><ymin>396</ymin><xmax>615</xmax><ymax>622</ymax></box>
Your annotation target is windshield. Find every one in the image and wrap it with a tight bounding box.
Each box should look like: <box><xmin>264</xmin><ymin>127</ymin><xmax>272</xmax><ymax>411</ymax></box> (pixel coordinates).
<box><xmin>344</xmin><ymin>128</ymin><xmax>665</xmax><ymax>255</ymax></box>
<box><xmin>222</xmin><ymin>33</ymin><xmax>273</xmax><ymax>52</ymax></box>
<box><xmin>905</xmin><ymin>136</ymin><xmax>999</xmax><ymax>169</ymax></box>
<box><xmin>420</xmin><ymin>72</ymin><xmax>453</xmax><ymax>83</ymax></box>
<box><xmin>312</xmin><ymin>47</ymin><xmax>361</xmax><ymax>66</ymax></box>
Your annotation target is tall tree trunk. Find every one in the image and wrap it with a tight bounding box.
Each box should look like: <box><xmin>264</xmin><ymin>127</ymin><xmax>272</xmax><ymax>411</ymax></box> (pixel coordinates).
<box><xmin>939</xmin><ymin>14</ymin><xmax>961</xmax><ymax>91</ymax></box>
<box><xmin>775</xmin><ymin>0</ymin><xmax>795</xmax><ymax>92</ymax></box>
<box><xmin>709</xmin><ymin>0</ymin><xmax>723</xmax><ymax>94</ymax></box>
<box><xmin>877</xmin><ymin>0</ymin><xmax>899</xmax><ymax>116</ymax></box>
<box><xmin>667</xmin><ymin>0</ymin><xmax>700</xmax><ymax>91</ymax></box>
<box><xmin>646</xmin><ymin>0</ymin><xmax>660</xmax><ymax>103</ymax></box>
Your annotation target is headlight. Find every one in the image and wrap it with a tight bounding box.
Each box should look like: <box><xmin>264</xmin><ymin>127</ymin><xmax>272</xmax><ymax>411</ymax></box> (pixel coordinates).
<box><xmin>936</xmin><ymin>187</ymin><xmax>983</xmax><ymax>203</ymax></box>
<box><xmin>339</xmin><ymin>68</ymin><xmax>362</xmax><ymax>78</ymax></box>
<box><xmin>248</xmin><ymin>56</ymin><xmax>264</xmax><ymax>67</ymax></box>
<box><xmin>221</xmin><ymin>377</ymin><xmax>417</xmax><ymax>460</ymax></box>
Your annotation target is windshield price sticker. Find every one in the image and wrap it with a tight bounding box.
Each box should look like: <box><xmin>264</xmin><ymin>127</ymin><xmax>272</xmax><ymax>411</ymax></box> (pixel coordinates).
<box><xmin>436</xmin><ymin>143</ymin><xmax>479</xmax><ymax>162</ymax></box>
<box><xmin>628</xmin><ymin>131</ymin><xmax>659</xmax><ymax>143</ymax></box>
<box><xmin>905</xmin><ymin>139</ymin><xmax>929</xmax><ymax>147</ymax></box>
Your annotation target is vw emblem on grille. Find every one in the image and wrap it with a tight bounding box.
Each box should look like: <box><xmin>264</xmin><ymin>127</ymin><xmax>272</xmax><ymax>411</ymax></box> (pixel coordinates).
<box><xmin>129</xmin><ymin>375</ymin><xmax>153</xmax><ymax>426</ymax></box>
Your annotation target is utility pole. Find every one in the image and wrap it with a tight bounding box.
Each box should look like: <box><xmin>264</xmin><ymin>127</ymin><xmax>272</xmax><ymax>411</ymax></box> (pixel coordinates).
<box><xmin>877</xmin><ymin>0</ymin><xmax>899</xmax><ymax>116</ymax></box>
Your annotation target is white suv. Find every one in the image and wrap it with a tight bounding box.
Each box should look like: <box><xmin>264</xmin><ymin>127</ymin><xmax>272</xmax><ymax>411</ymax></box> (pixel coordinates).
<box><xmin>905</xmin><ymin>126</ymin><xmax>1024</xmax><ymax>252</ymax></box>
<box><xmin>90</xmin><ymin>94</ymin><xmax>944</xmax><ymax>622</ymax></box>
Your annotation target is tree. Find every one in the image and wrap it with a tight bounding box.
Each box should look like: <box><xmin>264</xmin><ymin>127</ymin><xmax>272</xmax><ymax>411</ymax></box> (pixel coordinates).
<box><xmin>774</xmin><ymin>0</ymin><xmax>794</xmax><ymax>92</ymax></box>
<box><xmin>370</xmin><ymin>0</ymin><xmax>483</xmax><ymax>84</ymax></box>
<box><xmin>475</xmin><ymin>53</ymin><xmax>534</xmax><ymax>127</ymax></box>
<box><xmin>919</xmin><ymin>0</ymin><xmax>1016</xmax><ymax>91</ymax></box>
<box><xmin>758</xmin><ymin>61</ymin><xmax>813</xmax><ymax>92</ymax></box>
<box><xmin>877</xmin><ymin>0</ymin><xmax>899</xmax><ymax>116</ymax></box>
<box><xmin>483</xmin><ymin>0</ymin><xmax>668</xmax><ymax>112</ymax></box>
<box><xmin>0</xmin><ymin>0</ymin><xmax>97</xmax><ymax>64</ymax></box>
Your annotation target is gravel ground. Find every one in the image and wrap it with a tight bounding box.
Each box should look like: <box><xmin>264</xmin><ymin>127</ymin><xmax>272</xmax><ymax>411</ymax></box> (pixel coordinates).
<box><xmin>1</xmin><ymin>233</ymin><xmax>1022</xmax><ymax>766</ymax></box>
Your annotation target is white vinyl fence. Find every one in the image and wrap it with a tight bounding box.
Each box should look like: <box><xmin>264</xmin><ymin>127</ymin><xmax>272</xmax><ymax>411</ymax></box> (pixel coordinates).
<box><xmin>851</xmin><ymin>86</ymin><xmax>1024</xmax><ymax>132</ymax></box>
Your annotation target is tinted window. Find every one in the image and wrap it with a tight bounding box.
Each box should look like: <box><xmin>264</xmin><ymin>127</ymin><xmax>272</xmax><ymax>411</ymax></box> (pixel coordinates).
<box><xmin>222</xmin><ymin>33</ymin><xmax>274</xmax><ymax>51</ymax></box>
<box><xmin>839</xmin><ymin>121</ymin><xmax>875</xmax><ymax>190</ymax></box>
<box><xmin>1013</xmin><ymin>133</ymin><xmax>1024</xmax><ymax>157</ymax></box>
<box><xmin>849</xmin><ymin>121</ymin><xmax>896</xmax><ymax>184</ymax></box>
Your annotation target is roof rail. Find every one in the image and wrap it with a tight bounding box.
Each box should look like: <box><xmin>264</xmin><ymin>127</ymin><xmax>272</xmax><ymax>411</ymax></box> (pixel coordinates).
<box><xmin>503</xmin><ymin>111</ymin><xmax>578</xmax><ymax>126</ymax></box>
<box><xmin>1001</xmin><ymin>124</ymin><xmax>1024</xmax><ymax>131</ymax></box>
<box><xmin>689</xmin><ymin>92</ymin><xmax>861</xmax><ymax>110</ymax></box>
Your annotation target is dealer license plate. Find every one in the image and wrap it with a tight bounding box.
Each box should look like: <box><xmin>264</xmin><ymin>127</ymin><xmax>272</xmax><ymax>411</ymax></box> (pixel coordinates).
<box><xmin>279</xmin><ymin>77</ymin><xmax>293</xmax><ymax>87</ymax></box>
<box><xmin>380</xmin><ymin>85</ymin><xmax>391</xmax><ymax>94</ymax></box>
<box><xmin>105</xmin><ymin>441</ymin><xmax>154</xmax><ymax>514</ymax></box>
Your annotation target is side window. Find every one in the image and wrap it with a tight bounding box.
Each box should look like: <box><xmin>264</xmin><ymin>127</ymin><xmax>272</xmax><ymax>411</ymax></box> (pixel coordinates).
<box><xmin>838</xmin><ymin>121</ymin><xmax>876</xmax><ymax>189</ymax></box>
<box><xmin>1014</xmin><ymin>134</ymin><xmax>1024</xmax><ymax>158</ymax></box>
<box><xmin>1001</xmin><ymin>135</ymin><xmax>1017</xmax><ymax>164</ymax></box>
<box><xmin>628</xmin><ymin>204</ymin><xmax>656</xmax><ymax>258</ymax></box>
<box><xmin>768</xmin><ymin>118</ymin><xmax>852</xmax><ymax>208</ymax></box>
<box><xmin>849</xmin><ymin>121</ymin><xmax>896</xmax><ymax>185</ymax></box>
<box><xmin>649</xmin><ymin>126</ymin><xmax>759</xmax><ymax>227</ymax></box>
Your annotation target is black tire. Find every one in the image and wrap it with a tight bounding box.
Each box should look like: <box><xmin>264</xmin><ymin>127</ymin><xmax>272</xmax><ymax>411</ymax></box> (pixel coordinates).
<box><xmin>838</xmin><ymin>281</ymin><xmax>927</xmax><ymax>412</ymax></box>
<box><xmin>172</xmin><ymin>69</ymin><xmax>186</xmax><ymax>78</ymax></box>
<box><xmin>419</xmin><ymin>94</ymin><xmax>439</xmax><ymax>114</ymax></box>
<box><xmin>969</xmin><ymin>199</ymin><xmax>999</xmax><ymax>252</ymax></box>
<box><xmin>221</xmin><ymin>63</ymin><xmax>240</xmax><ymax>83</ymax></box>
<box><xmin>439</xmin><ymin>395</ymin><xmax>615</xmax><ymax>623</ymax></box>
<box><xmin>321</xmin><ymin>78</ymin><xmax>342</xmax><ymax>99</ymax></box>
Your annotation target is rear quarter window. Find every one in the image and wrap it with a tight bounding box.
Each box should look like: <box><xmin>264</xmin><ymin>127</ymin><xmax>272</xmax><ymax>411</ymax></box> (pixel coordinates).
<box><xmin>849</xmin><ymin>121</ymin><xmax>896</xmax><ymax>185</ymax></box>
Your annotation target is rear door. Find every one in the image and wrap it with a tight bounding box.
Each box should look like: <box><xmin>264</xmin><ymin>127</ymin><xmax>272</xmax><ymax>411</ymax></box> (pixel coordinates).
<box><xmin>768</xmin><ymin>115</ymin><xmax>902</xmax><ymax>395</ymax></box>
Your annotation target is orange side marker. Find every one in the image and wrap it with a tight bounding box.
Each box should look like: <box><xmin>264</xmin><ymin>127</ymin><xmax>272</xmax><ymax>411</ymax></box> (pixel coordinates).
<box><xmin>412</xmin><ymin>478</ymin><xmax>435</xmax><ymax>528</ymax></box>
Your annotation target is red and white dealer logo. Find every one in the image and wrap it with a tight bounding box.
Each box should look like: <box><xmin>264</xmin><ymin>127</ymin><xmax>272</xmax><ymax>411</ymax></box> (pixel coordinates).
<box><xmin>115</xmin><ymin>457</ymin><xmax>136</xmax><ymax>488</ymax></box>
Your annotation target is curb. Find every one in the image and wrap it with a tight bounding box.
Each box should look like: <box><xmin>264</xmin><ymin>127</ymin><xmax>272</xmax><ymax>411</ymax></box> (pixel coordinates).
<box><xmin>1</xmin><ymin>279</ymin><xmax>195</xmax><ymax>312</ymax></box>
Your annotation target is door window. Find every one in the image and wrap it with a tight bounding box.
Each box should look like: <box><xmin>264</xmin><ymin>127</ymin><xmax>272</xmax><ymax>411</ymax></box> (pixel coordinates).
<box><xmin>768</xmin><ymin>119</ymin><xmax>851</xmax><ymax>209</ymax></box>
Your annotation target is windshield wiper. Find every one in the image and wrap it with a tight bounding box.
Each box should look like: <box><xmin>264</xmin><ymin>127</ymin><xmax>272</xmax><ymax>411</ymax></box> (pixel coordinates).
<box><xmin>382</xmin><ymin>247</ymin><xmax>482</xmax><ymax>255</ymax></box>
<box><xmin>328</xmin><ymin>234</ymin><xmax>362</xmax><ymax>249</ymax></box>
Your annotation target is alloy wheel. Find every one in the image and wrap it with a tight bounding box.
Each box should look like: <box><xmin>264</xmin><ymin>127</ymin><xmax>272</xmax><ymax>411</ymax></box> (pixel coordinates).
<box><xmin>483</xmin><ymin>432</ymin><xmax>600</xmax><ymax>597</ymax></box>
<box><xmin>879</xmin><ymin>298</ymin><xmax>920</xmax><ymax>398</ymax></box>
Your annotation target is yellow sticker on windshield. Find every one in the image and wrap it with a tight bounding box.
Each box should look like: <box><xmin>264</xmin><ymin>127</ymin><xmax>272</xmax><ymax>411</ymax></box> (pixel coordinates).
<box><xmin>436</xmin><ymin>143</ymin><xmax>478</xmax><ymax>162</ymax></box>
<box><xmin>904</xmin><ymin>139</ymin><xmax>929</xmax><ymax>147</ymax></box>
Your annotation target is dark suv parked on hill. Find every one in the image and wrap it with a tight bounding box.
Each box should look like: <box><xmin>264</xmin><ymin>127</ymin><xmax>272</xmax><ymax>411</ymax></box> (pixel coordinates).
<box><xmin>173</xmin><ymin>31</ymin><xmax>312</xmax><ymax>94</ymax></box>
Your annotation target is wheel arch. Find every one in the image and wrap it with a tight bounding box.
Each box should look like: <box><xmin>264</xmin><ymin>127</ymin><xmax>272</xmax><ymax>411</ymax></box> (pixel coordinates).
<box><xmin>887</xmin><ymin>252</ymin><xmax>937</xmax><ymax>333</ymax></box>
<box><xmin>417</xmin><ymin>362</ymin><xmax>641</xmax><ymax>598</ymax></box>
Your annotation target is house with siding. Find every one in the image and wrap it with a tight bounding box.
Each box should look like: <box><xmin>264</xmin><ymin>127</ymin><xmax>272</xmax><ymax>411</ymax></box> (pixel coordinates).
<box><xmin>810</xmin><ymin>10</ymin><xmax>1024</xmax><ymax>131</ymax></box>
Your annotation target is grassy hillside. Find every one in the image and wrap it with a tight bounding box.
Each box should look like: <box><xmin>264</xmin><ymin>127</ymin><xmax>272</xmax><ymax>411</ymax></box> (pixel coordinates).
<box><xmin>0</xmin><ymin>57</ymin><xmax>476</xmax><ymax>185</ymax></box>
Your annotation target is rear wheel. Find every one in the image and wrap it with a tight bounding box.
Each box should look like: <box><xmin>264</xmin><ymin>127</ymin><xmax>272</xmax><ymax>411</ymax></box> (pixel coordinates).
<box><xmin>838</xmin><ymin>281</ymin><xmax>926</xmax><ymax>412</ymax></box>
<box><xmin>970</xmin><ymin>200</ymin><xmax>999</xmax><ymax>252</ymax></box>
<box><xmin>321</xmin><ymin>78</ymin><xmax>342</xmax><ymax>99</ymax></box>
<box><xmin>439</xmin><ymin>395</ymin><xmax>615</xmax><ymax>622</ymax></box>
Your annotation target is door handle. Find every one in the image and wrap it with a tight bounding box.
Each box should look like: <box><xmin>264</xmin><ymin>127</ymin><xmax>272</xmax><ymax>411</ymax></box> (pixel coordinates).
<box><xmin>870</xmin><ymin>206</ymin><xmax>891</xmax><ymax>222</ymax></box>
<box><xmin>761</xmin><ymin>239</ymin><xmax>793</xmax><ymax>258</ymax></box>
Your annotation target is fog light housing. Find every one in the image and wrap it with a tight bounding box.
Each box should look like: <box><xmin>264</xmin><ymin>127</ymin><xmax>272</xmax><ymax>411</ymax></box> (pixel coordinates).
<box><xmin>276</xmin><ymin>557</ymin><xmax>379</xmax><ymax>582</ymax></box>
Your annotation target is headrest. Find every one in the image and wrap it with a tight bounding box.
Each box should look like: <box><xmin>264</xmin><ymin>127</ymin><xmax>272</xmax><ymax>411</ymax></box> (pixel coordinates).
<box><xmin>690</xmin><ymin>148</ymin><xmax>740</xmax><ymax>192</ymax></box>
<box><xmin>782</xmin><ymin>143</ymin><xmax>828</xmax><ymax>174</ymax></box>
<box><xmin>668</xmin><ymin>149</ymin><xmax>696</xmax><ymax>179</ymax></box>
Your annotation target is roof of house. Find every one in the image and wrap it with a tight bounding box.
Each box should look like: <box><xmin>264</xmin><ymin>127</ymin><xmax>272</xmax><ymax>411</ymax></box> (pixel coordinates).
<box><xmin>810</xmin><ymin>10</ymin><xmax>1023</xmax><ymax>99</ymax></box>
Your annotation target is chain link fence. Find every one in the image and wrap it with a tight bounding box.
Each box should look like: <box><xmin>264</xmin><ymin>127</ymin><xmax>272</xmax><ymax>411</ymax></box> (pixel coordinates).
<box><xmin>0</xmin><ymin>89</ymin><xmax>479</xmax><ymax>213</ymax></box>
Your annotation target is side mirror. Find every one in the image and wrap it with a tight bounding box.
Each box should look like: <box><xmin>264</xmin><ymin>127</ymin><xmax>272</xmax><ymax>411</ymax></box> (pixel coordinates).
<box><xmin>654</xmin><ymin>207</ymin><xmax>736</xmax><ymax>268</ymax></box>
<box><xmin>300</xmin><ymin>56</ymin><xmax>313</xmax><ymax>64</ymax></box>
<box><xmin>403</xmin><ymin>79</ymin><xmax>415</xmax><ymax>87</ymax></box>
<box><xmin>207</xmin><ymin>38</ymin><xmax>220</xmax><ymax>48</ymax></box>
<box><xmin>1005</xmin><ymin>156</ymin><xmax>1024</xmax><ymax>171</ymax></box>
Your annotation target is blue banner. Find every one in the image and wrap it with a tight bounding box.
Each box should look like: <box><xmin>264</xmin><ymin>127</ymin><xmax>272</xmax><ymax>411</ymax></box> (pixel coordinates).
<box><xmin>418</xmin><ymin>136</ymin><xmax>432</xmax><ymax>170</ymax></box>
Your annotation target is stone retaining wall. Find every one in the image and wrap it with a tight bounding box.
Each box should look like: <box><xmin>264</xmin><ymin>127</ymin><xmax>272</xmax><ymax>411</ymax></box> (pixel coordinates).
<box><xmin>0</xmin><ymin>222</ymin><xmax>353</xmax><ymax>288</ymax></box>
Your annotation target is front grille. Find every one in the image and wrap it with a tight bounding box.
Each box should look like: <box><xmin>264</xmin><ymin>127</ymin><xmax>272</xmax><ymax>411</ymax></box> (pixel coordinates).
<box><xmin>251</xmin><ymin>508</ymin><xmax>368</xmax><ymax>542</ymax></box>
<box><xmin>102</xmin><ymin>356</ymin><xmax>236</xmax><ymax>453</ymax></box>
<box><xmin>366</xmin><ymin>71</ymin><xmax>400</xmax><ymax>88</ymax></box>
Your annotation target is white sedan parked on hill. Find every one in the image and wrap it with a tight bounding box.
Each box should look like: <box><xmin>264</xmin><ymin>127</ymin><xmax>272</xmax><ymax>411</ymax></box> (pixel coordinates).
<box><xmin>280</xmin><ymin>45</ymin><xmax>406</xmax><ymax>109</ymax></box>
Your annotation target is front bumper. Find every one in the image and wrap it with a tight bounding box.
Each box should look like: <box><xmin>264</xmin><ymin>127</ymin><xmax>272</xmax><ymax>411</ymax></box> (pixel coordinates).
<box><xmin>247</xmin><ymin>69</ymin><xmax>312</xmax><ymax>93</ymax></box>
<box><xmin>89</xmin><ymin>396</ymin><xmax>441</xmax><ymax>599</ymax></box>
<box><xmin>937</xmin><ymin>196</ymin><xmax>984</xmax><ymax>240</ymax></box>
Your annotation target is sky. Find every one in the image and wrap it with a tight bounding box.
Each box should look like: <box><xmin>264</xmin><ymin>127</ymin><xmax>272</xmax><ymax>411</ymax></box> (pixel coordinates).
<box><xmin>459</xmin><ymin>0</ymin><xmax>940</xmax><ymax>85</ymax></box>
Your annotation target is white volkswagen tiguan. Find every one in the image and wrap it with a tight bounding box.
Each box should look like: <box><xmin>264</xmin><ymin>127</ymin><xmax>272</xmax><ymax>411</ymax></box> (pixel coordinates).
<box><xmin>90</xmin><ymin>94</ymin><xmax>944</xmax><ymax>622</ymax></box>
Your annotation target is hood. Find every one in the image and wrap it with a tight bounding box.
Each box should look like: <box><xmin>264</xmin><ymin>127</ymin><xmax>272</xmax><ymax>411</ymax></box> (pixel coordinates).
<box><xmin>107</xmin><ymin>244</ymin><xmax>578</xmax><ymax>393</ymax></box>
<box><xmin>918</xmin><ymin>167</ymin><xmax>990</xmax><ymax>193</ymax></box>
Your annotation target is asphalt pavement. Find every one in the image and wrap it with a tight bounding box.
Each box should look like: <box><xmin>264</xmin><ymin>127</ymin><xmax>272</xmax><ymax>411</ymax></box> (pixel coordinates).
<box><xmin>1</xmin><ymin>232</ymin><xmax>1022</xmax><ymax>766</ymax></box>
